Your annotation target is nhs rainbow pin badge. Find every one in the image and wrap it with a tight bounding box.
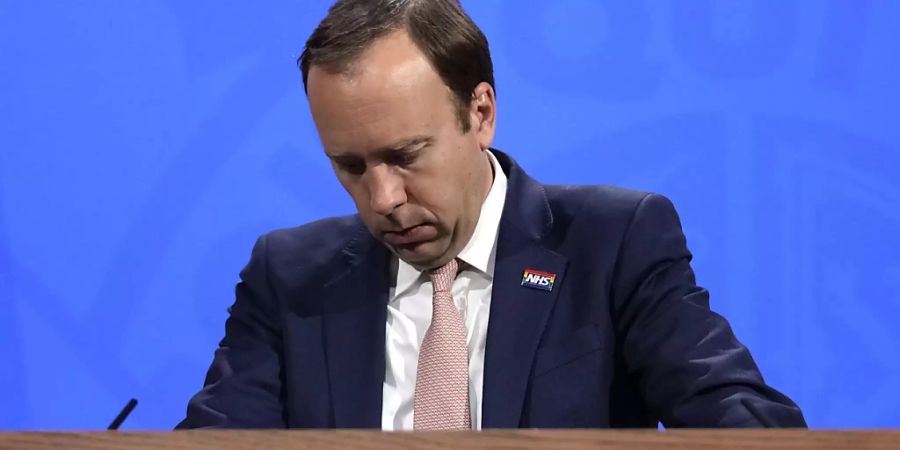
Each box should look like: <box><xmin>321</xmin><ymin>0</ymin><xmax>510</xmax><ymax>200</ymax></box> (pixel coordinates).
<box><xmin>521</xmin><ymin>268</ymin><xmax>556</xmax><ymax>292</ymax></box>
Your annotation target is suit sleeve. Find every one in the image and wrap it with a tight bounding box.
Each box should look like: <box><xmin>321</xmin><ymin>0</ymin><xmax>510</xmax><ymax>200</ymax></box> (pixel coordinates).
<box><xmin>177</xmin><ymin>234</ymin><xmax>287</xmax><ymax>428</ymax></box>
<box><xmin>612</xmin><ymin>194</ymin><xmax>806</xmax><ymax>427</ymax></box>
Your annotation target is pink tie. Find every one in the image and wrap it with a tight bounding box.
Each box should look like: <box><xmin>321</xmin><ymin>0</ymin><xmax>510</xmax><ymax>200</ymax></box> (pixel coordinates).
<box><xmin>413</xmin><ymin>258</ymin><xmax>471</xmax><ymax>430</ymax></box>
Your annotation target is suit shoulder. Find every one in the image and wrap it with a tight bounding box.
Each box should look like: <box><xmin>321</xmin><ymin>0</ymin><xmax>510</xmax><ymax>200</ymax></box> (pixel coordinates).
<box><xmin>542</xmin><ymin>185</ymin><xmax>684</xmax><ymax>245</ymax></box>
<box><xmin>261</xmin><ymin>214</ymin><xmax>365</xmax><ymax>269</ymax></box>
<box><xmin>544</xmin><ymin>184</ymin><xmax>658</xmax><ymax>221</ymax></box>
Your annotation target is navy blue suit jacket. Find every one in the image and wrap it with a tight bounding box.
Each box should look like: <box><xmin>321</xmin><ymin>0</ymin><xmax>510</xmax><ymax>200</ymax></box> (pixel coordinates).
<box><xmin>178</xmin><ymin>150</ymin><xmax>806</xmax><ymax>428</ymax></box>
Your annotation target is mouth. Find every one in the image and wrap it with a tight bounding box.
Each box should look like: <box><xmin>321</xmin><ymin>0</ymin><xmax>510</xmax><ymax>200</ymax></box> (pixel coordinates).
<box><xmin>382</xmin><ymin>223</ymin><xmax>438</xmax><ymax>247</ymax></box>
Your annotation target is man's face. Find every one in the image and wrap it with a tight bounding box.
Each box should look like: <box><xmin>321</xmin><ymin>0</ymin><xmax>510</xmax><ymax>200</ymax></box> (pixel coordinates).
<box><xmin>306</xmin><ymin>30</ymin><xmax>496</xmax><ymax>270</ymax></box>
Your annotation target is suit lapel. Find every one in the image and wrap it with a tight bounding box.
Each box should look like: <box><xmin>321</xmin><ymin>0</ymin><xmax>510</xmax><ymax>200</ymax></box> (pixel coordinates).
<box><xmin>322</xmin><ymin>229</ymin><xmax>389</xmax><ymax>428</ymax></box>
<box><xmin>482</xmin><ymin>150</ymin><xmax>568</xmax><ymax>428</ymax></box>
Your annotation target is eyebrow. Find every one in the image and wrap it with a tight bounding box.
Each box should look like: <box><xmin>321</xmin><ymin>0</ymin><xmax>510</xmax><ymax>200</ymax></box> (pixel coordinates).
<box><xmin>326</xmin><ymin>136</ymin><xmax>433</xmax><ymax>159</ymax></box>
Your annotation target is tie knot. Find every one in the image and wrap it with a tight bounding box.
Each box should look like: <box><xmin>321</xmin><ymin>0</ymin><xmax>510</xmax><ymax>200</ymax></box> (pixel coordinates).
<box><xmin>429</xmin><ymin>258</ymin><xmax>459</xmax><ymax>293</ymax></box>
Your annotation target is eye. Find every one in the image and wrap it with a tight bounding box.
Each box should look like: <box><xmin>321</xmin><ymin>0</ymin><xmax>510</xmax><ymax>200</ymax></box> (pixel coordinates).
<box><xmin>335</xmin><ymin>158</ymin><xmax>365</xmax><ymax>175</ymax></box>
<box><xmin>387</xmin><ymin>149</ymin><xmax>421</xmax><ymax>168</ymax></box>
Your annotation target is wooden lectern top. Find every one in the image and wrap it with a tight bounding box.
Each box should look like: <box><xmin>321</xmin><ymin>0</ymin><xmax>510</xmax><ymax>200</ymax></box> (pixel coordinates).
<box><xmin>1</xmin><ymin>430</ymin><xmax>899</xmax><ymax>450</ymax></box>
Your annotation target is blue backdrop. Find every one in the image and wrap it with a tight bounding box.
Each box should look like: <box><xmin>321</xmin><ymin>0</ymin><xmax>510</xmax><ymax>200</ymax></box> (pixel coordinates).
<box><xmin>1</xmin><ymin>1</ymin><xmax>898</xmax><ymax>430</ymax></box>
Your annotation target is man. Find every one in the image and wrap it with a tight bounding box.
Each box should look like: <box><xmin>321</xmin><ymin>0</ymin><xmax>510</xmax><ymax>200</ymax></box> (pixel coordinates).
<box><xmin>179</xmin><ymin>0</ymin><xmax>806</xmax><ymax>429</ymax></box>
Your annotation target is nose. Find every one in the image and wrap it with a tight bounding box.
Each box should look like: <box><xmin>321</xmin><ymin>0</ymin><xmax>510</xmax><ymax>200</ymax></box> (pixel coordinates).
<box><xmin>366</xmin><ymin>165</ymin><xmax>407</xmax><ymax>216</ymax></box>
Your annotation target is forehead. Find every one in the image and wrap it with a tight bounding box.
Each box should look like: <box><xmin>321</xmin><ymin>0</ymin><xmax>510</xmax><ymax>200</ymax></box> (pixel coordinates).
<box><xmin>306</xmin><ymin>31</ymin><xmax>457</xmax><ymax>153</ymax></box>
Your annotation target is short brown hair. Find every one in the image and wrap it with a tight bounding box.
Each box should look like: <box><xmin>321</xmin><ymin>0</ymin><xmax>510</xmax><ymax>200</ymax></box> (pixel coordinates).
<box><xmin>299</xmin><ymin>0</ymin><xmax>494</xmax><ymax>132</ymax></box>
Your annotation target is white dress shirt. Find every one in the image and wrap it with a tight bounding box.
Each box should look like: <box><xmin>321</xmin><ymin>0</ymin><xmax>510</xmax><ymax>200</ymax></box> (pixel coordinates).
<box><xmin>381</xmin><ymin>150</ymin><xmax>507</xmax><ymax>431</ymax></box>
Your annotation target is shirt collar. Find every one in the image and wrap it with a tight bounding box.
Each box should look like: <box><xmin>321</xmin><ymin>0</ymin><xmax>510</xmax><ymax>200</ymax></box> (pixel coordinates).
<box><xmin>392</xmin><ymin>150</ymin><xmax>508</xmax><ymax>299</ymax></box>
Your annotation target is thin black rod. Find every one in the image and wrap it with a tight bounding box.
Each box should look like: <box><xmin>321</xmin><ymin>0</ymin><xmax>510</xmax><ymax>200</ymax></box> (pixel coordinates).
<box><xmin>108</xmin><ymin>398</ymin><xmax>138</xmax><ymax>430</ymax></box>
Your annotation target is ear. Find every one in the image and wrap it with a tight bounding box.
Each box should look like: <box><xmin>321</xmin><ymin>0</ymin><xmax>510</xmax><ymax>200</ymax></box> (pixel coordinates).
<box><xmin>469</xmin><ymin>82</ymin><xmax>496</xmax><ymax>150</ymax></box>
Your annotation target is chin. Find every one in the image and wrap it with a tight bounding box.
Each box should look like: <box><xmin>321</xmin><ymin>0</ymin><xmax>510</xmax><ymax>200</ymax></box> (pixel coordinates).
<box><xmin>392</xmin><ymin>240</ymin><xmax>447</xmax><ymax>269</ymax></box>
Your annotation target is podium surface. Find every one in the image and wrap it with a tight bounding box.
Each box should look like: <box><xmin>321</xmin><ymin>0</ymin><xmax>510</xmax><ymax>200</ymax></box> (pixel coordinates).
<box><xmin>1</xmin><ymin>430</ymin><xmax>897</xmax><ymax>449</ymax></box>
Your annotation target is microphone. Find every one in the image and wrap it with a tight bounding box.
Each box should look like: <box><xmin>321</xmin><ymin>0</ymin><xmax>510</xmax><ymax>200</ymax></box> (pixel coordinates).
<box><xmin>108</xmin><ymin>398</ymin><xmax>138</xmax><ymax>430</ymax></box>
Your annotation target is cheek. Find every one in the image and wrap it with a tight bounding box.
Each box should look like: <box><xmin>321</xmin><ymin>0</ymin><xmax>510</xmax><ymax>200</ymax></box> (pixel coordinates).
<box><xmin>417</xmin><ymin>150</ymin><xmax>474</xmax><ymax>208</ymax></box>
<box><xmin>406</xmin><ymin>174</ymin><xmax>462</xmax><ymax>223</ymax></box>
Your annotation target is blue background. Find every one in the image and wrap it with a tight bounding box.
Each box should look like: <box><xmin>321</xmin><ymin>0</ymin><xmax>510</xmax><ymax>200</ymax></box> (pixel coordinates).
<box><xmin>1</xmin><ymin>1</ymin><xmax>898</xmax><ymax>430</ymax></box>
